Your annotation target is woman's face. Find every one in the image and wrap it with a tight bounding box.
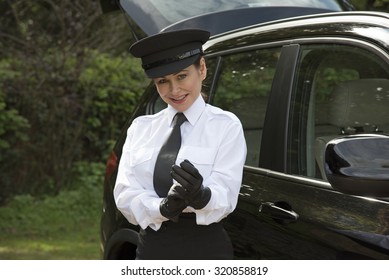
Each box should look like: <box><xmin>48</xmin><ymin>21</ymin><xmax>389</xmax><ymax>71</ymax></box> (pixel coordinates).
<box><xmin>153</xmin><ymin>57</ymin><xmax>207</xmax><ymax>112</ymax></box>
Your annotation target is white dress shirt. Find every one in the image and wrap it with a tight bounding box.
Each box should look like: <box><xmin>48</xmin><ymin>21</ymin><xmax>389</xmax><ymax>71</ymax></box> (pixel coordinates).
<box><xmin>114</xmin><ymin>95</ymin><xmax>247</xmax><ymax>231</ymax></box>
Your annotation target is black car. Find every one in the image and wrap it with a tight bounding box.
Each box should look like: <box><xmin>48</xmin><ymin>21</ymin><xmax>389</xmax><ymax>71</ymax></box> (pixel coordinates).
<box><xmin>100</xmin><ymin>0</ymin><xmax>389</xmax><ymax>259</ymax></box>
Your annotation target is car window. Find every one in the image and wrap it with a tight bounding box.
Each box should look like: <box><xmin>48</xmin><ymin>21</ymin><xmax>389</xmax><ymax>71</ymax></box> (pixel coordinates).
<box><xmin>288</xmin><ymin>44</ymin><xmax>389</xmax><ymax>180</ymax></box>
<box><xmin>120</xmin><ymin>0</ymin><xmax>347</xmax><ymax>36</ymax></box>
<box><xmin>147</xmin><ymin>0</ymin><xmax>343</xmax><ymax>23</ymax></box>
<box><xmin>212</xmin><ymin>48</ymin><xmax>281</xmax><ymax>166</ymax></box>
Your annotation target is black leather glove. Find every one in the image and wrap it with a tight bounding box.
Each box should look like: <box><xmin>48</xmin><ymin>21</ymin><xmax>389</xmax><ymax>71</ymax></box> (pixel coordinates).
<box><xmin>171</xmin><ymin>159</ymin><xmax>211</xmax><ymax>209</ymax></box>
<box><xmin>159</xmin><ymin>184</ymin><xmax>188</xmax><ymax>222</ymax></box>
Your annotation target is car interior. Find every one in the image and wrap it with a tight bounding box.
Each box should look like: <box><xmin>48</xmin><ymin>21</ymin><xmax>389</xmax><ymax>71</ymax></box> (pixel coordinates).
<box><xmin>314</xmin><ymin>78</ymin><xmax>389</xmax><ymax>180</ymax></box>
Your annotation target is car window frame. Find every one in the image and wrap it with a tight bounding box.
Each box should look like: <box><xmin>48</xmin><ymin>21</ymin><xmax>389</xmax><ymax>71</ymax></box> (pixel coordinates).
<box><xmin>286</xmin><ymin>37</ymin><xmax>389</xmax><ymax>183</ymax></box>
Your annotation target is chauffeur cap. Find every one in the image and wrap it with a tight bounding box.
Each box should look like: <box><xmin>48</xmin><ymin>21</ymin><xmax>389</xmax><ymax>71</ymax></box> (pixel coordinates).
<box><xmin>129</xmin><ymin>29</ymin><xmax>210</xmax><ymax>78</ymax></box>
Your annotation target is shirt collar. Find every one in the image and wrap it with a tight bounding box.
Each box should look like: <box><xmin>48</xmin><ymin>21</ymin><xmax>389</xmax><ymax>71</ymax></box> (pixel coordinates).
<box><xmin>166</xmin><ymin>95</ymin><xmax>205</xmax><ymax>127</ymax></box>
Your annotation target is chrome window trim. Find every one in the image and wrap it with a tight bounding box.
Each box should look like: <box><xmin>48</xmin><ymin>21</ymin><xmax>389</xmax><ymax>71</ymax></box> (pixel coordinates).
<box><xmin>206</xmin><ymin>12</ymin><xmax>389</xmax><ymax>46</ymax></box>
<box><xmin>206</xmin><ymin>37</ymin><xmax>389</xmax><ymax>62</ymax></box>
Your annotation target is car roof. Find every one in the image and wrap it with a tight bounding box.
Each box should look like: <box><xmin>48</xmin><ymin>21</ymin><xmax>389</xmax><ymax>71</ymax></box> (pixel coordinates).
<box><xmin>118</xmin><ymin>0</ymin><xmax>354</xmax><ymax>38</ymax></box>
<box><xmin>203</xmin><ymin>11</ymin><xmax>389</xmax><ymax>54</ymax></box>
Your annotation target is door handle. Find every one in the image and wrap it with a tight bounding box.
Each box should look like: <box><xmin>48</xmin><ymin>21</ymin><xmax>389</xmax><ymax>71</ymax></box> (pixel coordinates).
<box><xmin>259</xmin><ymin>202</ymin><xmax>299</xmax><ymax>223</ymax></box>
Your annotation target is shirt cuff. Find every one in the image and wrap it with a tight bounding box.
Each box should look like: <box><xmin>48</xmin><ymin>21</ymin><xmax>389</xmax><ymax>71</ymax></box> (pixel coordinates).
<box><xmin>144</xmin><ymin>198</ymin><xmax>169</xmax><ymax>230</ymax></box>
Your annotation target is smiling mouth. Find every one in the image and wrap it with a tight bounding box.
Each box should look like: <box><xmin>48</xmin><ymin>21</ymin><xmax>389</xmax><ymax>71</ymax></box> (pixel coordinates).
<box><xmin>171</xmin><ymin>94</ymin><xmax>188</xmax><ymax>103</ymax></box>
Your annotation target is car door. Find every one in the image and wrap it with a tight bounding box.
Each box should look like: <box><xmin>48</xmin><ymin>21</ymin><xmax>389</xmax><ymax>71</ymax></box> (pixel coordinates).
<box><xmin>216</xmin><ymin>38</ymin><xmax>389</xmax><ymax>259</ymax></box>
<box><xmin>283</xmin><ymin>41</ymin><xmax>389</xmax><ymax>259</ymax></box>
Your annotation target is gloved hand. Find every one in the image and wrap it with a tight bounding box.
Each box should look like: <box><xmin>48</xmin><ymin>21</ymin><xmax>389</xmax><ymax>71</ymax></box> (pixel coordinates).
<box><xmin>171</xmin><ymin>159</ymin><xmax>211</xmax><ymax>209</ymax></box>
<box><xmin>159</xmin><ymin>184</ymin><xmax>188</xmax><ymax>222</ymax></box>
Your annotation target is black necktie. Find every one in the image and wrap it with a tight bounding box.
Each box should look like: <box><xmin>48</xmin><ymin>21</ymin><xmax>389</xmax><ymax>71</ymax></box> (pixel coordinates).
<box><xmin>153</xmin><ymin>113</ymin><xmax>187</xmax><ymax>197</ymax></box>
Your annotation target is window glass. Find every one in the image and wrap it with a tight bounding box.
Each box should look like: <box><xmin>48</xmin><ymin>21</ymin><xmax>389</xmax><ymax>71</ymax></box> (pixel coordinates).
<box><xmin>129</xmin><ymin>0</ymin><xmax>344</xmax><ymax>28</ymax></box>
<box><xmin>212</xmin><ymin>48</ymin><xmax>281</xmax><ymax>166</ymax></box>
<box><xmin>289</xmin><ymin>44</ymin><xmax>389</xmax><ymax>180</ymax></box>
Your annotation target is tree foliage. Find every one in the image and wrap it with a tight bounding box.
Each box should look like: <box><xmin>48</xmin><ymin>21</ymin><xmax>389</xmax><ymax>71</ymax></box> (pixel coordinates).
<box><xmin>353</xmin><ymin>0</ymin><xmax>388</xmax><ymax>11</ymax></box>
<box><xmin>0</xmin><ymin>0</ymin><xmax>147</xmax><ymax>202</ymax></box>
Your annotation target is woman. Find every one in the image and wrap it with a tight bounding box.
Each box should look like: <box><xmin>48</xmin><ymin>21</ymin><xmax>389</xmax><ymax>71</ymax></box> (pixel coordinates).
<box><xmin>114</xmin><ymin>29</ymin><xmax>247</xmax><ymax>259</ymax></box>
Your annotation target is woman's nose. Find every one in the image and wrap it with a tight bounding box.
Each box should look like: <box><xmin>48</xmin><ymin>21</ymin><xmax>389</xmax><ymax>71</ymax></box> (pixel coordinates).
<box><xmin>170</xmin><ymin>81</ymin><xmax>180</xmax><ymax>95</ymax></box>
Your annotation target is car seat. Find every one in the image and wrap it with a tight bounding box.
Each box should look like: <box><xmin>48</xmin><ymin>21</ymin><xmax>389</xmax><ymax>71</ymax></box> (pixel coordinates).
<box><xmin>314</xmin><ymin>78</ymin><xmax>389</xmax><ymax>180</ymax></box>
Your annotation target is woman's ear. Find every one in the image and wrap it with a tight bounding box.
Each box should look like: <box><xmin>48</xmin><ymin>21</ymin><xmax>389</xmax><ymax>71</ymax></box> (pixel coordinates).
<box><xmin>199</xmin><ymin>57</ymin><xmax>207</xmax><ymax>80</ymax></box>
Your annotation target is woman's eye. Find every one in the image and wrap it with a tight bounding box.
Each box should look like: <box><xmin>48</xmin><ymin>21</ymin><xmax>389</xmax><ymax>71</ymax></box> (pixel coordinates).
<box><xmin>177</xmin><ymin>74</ymin><xmax>187</xmax><ymax>80</ymax></box>
<box><xmin>157</xmin><ymin>79</ymin><xmax>167</xmax><ymax>84</ymax></box>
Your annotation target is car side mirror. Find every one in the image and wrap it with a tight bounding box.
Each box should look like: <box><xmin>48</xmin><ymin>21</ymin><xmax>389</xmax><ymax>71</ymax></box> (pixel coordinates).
<box><xmin>324</xmin><ymin>134</ymin><xmax>389</xmax><ymax>197</ymax></box>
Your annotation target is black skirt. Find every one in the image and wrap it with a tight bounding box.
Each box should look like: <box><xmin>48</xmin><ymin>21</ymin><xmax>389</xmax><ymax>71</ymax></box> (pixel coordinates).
<box><xmin>136</xmin><ymin>213</ymin><xmax>233</xmax><ymax>260</ymax></box>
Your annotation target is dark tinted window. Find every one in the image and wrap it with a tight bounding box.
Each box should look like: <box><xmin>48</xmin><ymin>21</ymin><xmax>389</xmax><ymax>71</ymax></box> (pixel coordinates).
<box><xmin>289</xmin><ymin>44</ymin><xmax>389</xmax><ymax>180</ymax></box>
<box><xmin>212</xmin><ymin>48</ymin><xmax>281</xmax><ymax>166</ymax></box>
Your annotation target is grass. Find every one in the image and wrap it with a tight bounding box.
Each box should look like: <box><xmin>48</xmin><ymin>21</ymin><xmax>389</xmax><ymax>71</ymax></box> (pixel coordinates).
<box><xmin>0</xmin><ymin>231</ymin><xmax>100</xmax><ymax>260</ymax></box>
<box><xmin>0</xmin><ymin>162</ymin><xmax>104</xmax><ymax>260</ymax></box>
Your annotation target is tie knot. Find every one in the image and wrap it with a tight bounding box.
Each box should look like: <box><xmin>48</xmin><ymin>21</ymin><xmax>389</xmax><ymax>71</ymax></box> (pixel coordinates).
<box><xmin>173</xmin><ymin>113</ymin><xmax>187</xmax><ymax>127</ymax></box>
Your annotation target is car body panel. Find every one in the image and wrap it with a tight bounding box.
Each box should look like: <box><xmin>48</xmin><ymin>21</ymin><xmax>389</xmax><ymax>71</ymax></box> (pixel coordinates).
<box><xmin>230</xmin><ymin>167</ymin><xmax>389</xmax><ymax>259</ymax></box>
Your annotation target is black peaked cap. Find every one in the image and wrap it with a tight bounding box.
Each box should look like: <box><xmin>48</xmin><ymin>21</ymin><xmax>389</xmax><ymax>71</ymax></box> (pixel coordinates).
<box><xmin>129</xmin><ymin>29</ymin><xmax>210</xmax><ymax>78</ymax></box>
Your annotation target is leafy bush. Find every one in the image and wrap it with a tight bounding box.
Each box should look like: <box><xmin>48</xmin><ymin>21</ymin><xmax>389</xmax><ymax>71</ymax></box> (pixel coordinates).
<box><xmin>0</xmin><ymin>0</ymin><xmax>148</xmax><ymax>202</ymax></box>
<box><xmin>0</xmin><ymin>49</ymin><xmax>147</xmax><ymax>201</ymax></box>
<box><xmin>79</xmin><ymin>51</ymin><xmax>147</xmax><ymax>161</ymax></box>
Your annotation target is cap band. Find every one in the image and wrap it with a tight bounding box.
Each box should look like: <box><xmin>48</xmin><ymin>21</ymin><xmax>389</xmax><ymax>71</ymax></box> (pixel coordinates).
<box><xmin>142</xmin><ymin>48</ymin><xmax>202</xmax><ymax>71</ymax></box>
